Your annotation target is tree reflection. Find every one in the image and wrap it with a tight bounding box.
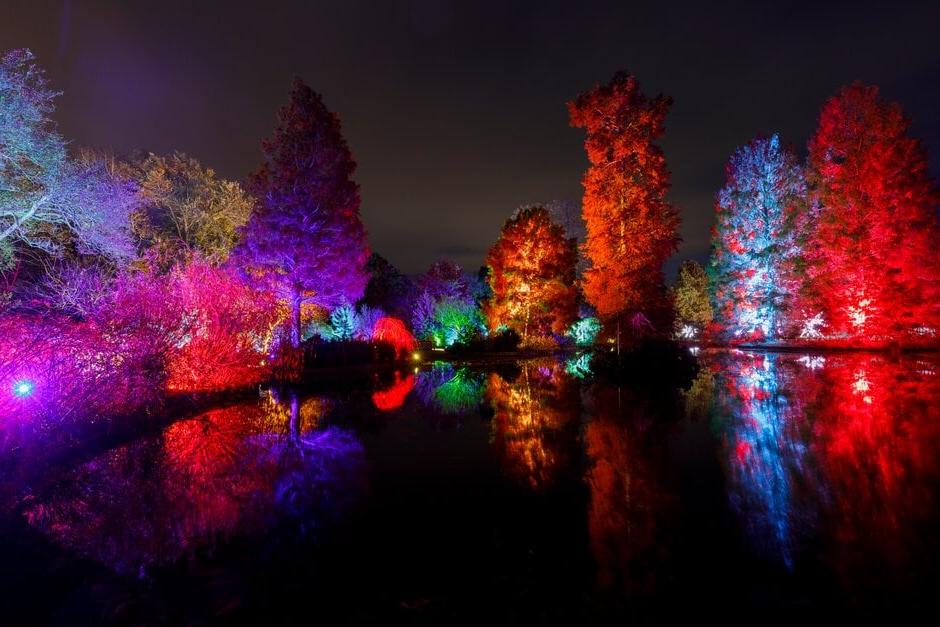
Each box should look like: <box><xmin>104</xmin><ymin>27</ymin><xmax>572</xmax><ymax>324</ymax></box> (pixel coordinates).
<box><xmin>711</xmin><ymin>352</ymin><xmax>812</xmax><ymax>570</ymax></box>
<box><xmin>23</xmin><ymin>393</ymin><xmax>365</xmax><ymax>577</ymax></box>
<box><xmin>414</xmin><ymin>363</ymin><xmax>484</xmax><ymax>414</ymax></box>
<box><xmin>709</xmin><ymin>350</ymin><xmax>940</xmax><ymax>595</ymax></box>
<box><xmin>583</xmin><ymin>385</ymin><xmax>673</xmax><ymax>595</ymax></box>
<box><xmin>372</xmin><ymin>371</ymin><xmax>415</xmax><ymax>411</ymax></box>
<box><xmin>487</xmin><ymin>360</ymin><xmax>579</xmax><ymax>490</ymax></box>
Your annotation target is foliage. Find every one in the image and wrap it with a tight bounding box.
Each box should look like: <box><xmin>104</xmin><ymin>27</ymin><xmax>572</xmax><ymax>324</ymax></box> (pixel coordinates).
<box><xmin>0</xmin><ymin>49</ymin><xmax>136</xmax><ymax>265</ymax></box>
<box><xmin>355</xmin><ymin>304</ymin><xmax>385</xmax><ymax>340</ymax></box>
<box><xmin>371</xmin><ymin>316</ymin><xmax>416</xmax><ymax>358</ymax></box>
<box><xmin>568</xmin><ymin>72</ymin><xmax>680</xmax><ymax>332</ymax></box>
<box><xmin>362</xmin><ymin>253</ymin><xmax>415</xmax><ymax>320</ymax></box>
<box><xmin>411</xmin><ymin>259</ymin><xmax>485</xmax><ymax>347</ymax></box>
<box><xmin>121</xmin><ymin>151</ymin><xmax>253</xmax><ymax>269</ymax></box>
<box><xmin>801</xmin><ymin>83</ymin><xmax>940</xmax><ymax>344</ymax></box>
<box><xmin>431</xmin><ymin>297</ymin><xmax>486</xmax><ymax>347</ymax></box>
<box><xmin>709</xmin><ymin>135</ymin><xmax>805</xmax><ymax>341</ymax></box>
<box><xmin>0</xmin><ymin>313</ymin><xmax>160</xmax><ymax>422</ymax></box>
<box><xmin>671</xmin><ymin>260</ymin><xmax>713</xmax><ymax>335</ymax></box>
<box><xmin>328</xmin><ymin>299</ymin><xmax>358</xmax><ymax>341</ymax></box>
<box><xmin>104</xmin><ymin>260</ymin><xmax>282</xmax><ymax>392</ymax></box>
<box><xmin>567</xmin><ymin>317</ymin><xmax>602</xmax><ymax>346</ymax></box>
<box><xmin>484</xmin><ymin>205</ymin><xmax>577</xmax><ymax>345</ymax></box>
<box><xmin>235</xmin><ymin>79</ymin><xmax>369</xmax><ymax>347</ymax></box>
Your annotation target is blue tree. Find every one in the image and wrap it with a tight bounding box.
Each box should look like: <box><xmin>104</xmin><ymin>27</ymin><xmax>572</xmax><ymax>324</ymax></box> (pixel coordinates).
<box><xmin>709</xmin><ymin>135</ymin><xmax>806</xmax><ymax>341</ymax></box>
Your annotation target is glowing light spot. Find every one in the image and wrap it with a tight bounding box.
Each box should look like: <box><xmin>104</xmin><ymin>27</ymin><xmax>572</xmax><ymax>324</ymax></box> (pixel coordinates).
<box><xmin>13</xmin><ymin>380</ymin><xmax>34</xmax><ymax>397</ymax></box>
<box><xmin>679</xmin><ymin>324</ymin><xmax>698</xmax><ymax>339</ymax></box>
<box><xmin>852</xmin><ymin>370</ymin><xmax>870</xmax><ymax>395</ymax></box>
<box><xmin>800</xmin><ymin>312</ymin><xmax>826</xmax><ymax>339</ymax></box>
<box><xmin>847</xmin><ymin>298</ymin><xmax>872</xmax><ymax>329</ymax></box>
<box><xmin>796</xmin><ymin>355</ymin><xmax>826</xmax><ymax>370</ymax></box>
<box><xmin>412</xmin><ymin>352</ymin><xmax>421</xmax><ymax>361</ymax></box>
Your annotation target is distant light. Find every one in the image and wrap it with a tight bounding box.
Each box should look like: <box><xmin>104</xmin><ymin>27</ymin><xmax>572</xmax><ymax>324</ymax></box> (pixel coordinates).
<box><xmin>412</xmin><ymin>352</ymin><xmax>421</xmax><ymax>361</ymax></box>
<box><xmin>13</xmin><ymin>380</ymin><xmax>34</xmax><ymax>398</ymax></box>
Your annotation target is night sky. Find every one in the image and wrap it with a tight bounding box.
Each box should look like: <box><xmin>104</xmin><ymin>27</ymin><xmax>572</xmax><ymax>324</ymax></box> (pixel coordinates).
<box><xmin>3</xmin><ymin>0</ymin><xmax>939</xmax><ymax>276</ymax></box>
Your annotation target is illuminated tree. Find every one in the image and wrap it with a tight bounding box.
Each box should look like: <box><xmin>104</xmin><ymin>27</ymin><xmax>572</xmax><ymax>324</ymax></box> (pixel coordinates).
<box><xmin>567</xmin><ymin>317</ymin><xmax>601</xmax><ymax>346</ymax></box>
<box><xmin>1</xmin><ymin>49</ymin><xmax>135</xmax><ymax>268</ymax></box>
<box><xmin>709</xmin><ymin>135</ymin><xmax>805</xmax><ymax>341</ymax></box>
<box><xmin>671</xmin><ymin>260</ymin><xmax>713</xmax><ymax>338</ymax></box>
<box><xmin>568</xmin><ymin>72</ymin><xmax>680</xmax><ymax>342</ymax></box>
<box><xmin>122</xmin><ymin>151</ymin><xmax>253</xmax><ymax>269</ymax></box>
<box><xmin>235</xmin><ymin>79</ymin><xmax>370</xmax><ymax>347</ymax></box>
<box><xmin>411</xmin><ymin>259</ymin><xmax>484</xmax><ymax>346</ymax></box>
<box><xmin>328</xmin><ymin>299</ymin><xmax>358</xmax><ymax>341</ymax></box>
<box><xmin>483</xmin><ymin>205</ymin><xmax>577</xmax><ymax>345</ymax></box>
<box><xmin>371</xmin><ymin>316</ymin><xmax>416</xmax><ymax>358</ymax></box>
<box><xmin>803</xmin><ymin>83</ymin><xmax>940</xmax><ymax>343</ymax></box>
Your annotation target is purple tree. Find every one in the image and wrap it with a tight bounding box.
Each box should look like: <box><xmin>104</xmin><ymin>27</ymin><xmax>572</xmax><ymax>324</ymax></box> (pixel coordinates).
<box><xmin>236</xmin><ymin>79</ymin><xmax>370</xmax><ymax>346</ymax></box>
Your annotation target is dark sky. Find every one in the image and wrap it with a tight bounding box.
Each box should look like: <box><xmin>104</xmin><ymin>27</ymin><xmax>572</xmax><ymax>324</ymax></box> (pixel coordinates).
<box><xmin>3</xmin><ymin>1</ymin><xmax>939</xmax><ymax>275</ymax></box>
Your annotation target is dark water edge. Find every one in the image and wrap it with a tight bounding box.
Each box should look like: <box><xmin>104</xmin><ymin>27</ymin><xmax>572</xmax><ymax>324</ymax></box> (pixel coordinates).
<box><xmin>1</xmin><ymin>349</ymin><xmax>938</xmax><ymax>624</ymax></box>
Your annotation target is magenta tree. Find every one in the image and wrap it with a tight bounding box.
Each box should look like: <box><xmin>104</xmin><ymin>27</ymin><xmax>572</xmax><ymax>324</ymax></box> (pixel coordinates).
<box><xmin>236</xmin><ymin>79</ymin><xmax>370</xmax><ymax>346</ymax></box>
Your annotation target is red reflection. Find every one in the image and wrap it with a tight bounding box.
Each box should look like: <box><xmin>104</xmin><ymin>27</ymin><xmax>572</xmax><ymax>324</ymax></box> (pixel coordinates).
<box><xmin>583</xmin><ymin>385</ymin><xmax>671</xmax><ymax>595</ymax></box>
<box><xmin>372</xmin><ymin>372</ymin><xmax>415</xmax><ymax>411</ymax></box>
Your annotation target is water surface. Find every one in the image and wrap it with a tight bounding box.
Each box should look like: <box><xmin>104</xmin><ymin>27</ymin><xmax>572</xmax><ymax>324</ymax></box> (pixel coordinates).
<box><xmin>1</xmin><ymin>350</ymin><xmax>938</xmax><ymax>623</ymax></box>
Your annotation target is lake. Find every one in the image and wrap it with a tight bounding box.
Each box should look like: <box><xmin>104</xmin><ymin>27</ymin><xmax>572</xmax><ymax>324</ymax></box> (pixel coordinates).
<box><xmin>1</xmin><ymin>349</ymin><xmax>938</xmax><ymax>623</ymax></box>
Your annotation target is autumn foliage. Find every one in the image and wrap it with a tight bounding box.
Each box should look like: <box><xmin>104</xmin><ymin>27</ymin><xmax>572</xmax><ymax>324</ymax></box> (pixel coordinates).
<box><xmin>483</xmin><ymin>206</ymin><xmax>577</xmax><ymax>345</ymax></box>
<box><xmin>569</xmin><ymin>72</ymin><xmax>680</xmax><ymax>334</ymax></box>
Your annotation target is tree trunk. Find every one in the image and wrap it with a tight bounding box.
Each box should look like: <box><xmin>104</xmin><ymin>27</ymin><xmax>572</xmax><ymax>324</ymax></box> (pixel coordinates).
<box><xmin>616</xmin><ymin>318</ymin><xmax>621</xmax><ymax>357</ymax></box>
<box><xmin>290</xmin><ymin>292</ymin><xmax>302</xmax><ymax>348</ymax></box>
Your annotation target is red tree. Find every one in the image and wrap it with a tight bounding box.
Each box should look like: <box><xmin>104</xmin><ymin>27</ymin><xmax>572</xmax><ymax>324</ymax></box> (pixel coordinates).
<box><xmin>802</xmin><ymin>83</ymin><xmax>940</xmax><ymax>345</ymax></box>
<box><xmin>483</xmin><ymin>205</ymin><xmax>577</xmax><ymax>345</ymax></box>
<box><xmin>568</xmin><ymin>72</ymin><xmax>680</xmax><ymax>342</ymax></box>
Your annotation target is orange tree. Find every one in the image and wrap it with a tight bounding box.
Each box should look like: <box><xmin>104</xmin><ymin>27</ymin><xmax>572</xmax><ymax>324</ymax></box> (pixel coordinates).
<box><xmin>483</xmin><ymin>205</ymin><xmax>577</xmax><ymax>345</ymax></box>
<box><xmin>568</xmin><ymin>72</ymin><xmax>680</xmax><ymax>343</ymax></box>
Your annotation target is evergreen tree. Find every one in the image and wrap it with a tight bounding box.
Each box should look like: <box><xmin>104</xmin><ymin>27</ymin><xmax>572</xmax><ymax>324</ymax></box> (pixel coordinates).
<box><xmin>709</xmin><ymin>135</ymin><xmax>805</xmax><ymax>341</ymax></box>
<box><xmin>236</xmin><ymin>79</ymin><xmax>370</xmax><ymax>346</ymax></box>
<box><xmin>803</xmin><ymin>83</ymin><xmax>940</xmax><ymax>342</ymax></box>
<box><xmin>568</xmin><ymin>72</ymin><xmax>680</xmax><ymax>343</ymax></box>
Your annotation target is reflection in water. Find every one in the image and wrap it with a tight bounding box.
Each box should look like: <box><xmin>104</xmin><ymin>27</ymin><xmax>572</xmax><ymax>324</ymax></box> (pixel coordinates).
<box><xmin>414</xmin><ymin>363</ymin><xmax>485</xmax><ymax>414</ymax></box>
<box><xmin>2</xmin><ymin>350</ymin><xmax>938</xmax><ymax>615</ymax></box>
<box><xmin>583</xmin><ymin>385</ymin><xmax>672</xmax><ymax>596</ymax></box>
<box><xmin>23</xmin><ymin>393</ymin><xmax>366</xmax><ymax>577</ymax></box>
<box><xmin>707</xmin><ymin>350</ymin><xmax>940</xmax><ymax>595</ymax></box>
<box><xmin>487</xmin><ymin>360</ymin><xmax>579</xmax><ymax>490</ymax></box>
<box><xmin>372</xmin><ymin>371</ymin><xmax>416</xmax><ymax>411</ymax></box>
<box><xmin>711</xmin><ymin>352</ymin><xmax>809</xmax><ymax>569</ymax></box>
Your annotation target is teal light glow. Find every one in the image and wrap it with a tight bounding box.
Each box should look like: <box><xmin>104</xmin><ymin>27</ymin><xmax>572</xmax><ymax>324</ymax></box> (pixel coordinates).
<box><xmin>13</xmin><ymin>379</ymin><xmax>34</xmax><ymax>397</ymax></box>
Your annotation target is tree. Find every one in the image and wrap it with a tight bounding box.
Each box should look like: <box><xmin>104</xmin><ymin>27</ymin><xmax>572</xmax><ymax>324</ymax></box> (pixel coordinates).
<box><xmin>415</xmin><ymin>259</ymin><xmax>473</xmax><ymax>303</ymax></box>
<box><xmin>671</xmin><ymin>260</ymin><xmax>713</xmax><ymax>337</ymax></box>
<box><xmin>411</xmin><ymin>259</ymin><xmax>485</xmax><ymax>346</ymax></box>
<box><xmin>1</xmin><ymin>49</ymin><xmax>135</xmax><ymax>270</ymax></box>
<box><xmin>483</xmin><ymin>205</ymin><xmax>577</xmax><ymax>344</ymax></box>
<box><xmin>568</xmin><ymin>72</ymin><xmax>680</xmax><ymax>346</ymax></box>
<box><xmin>709</xmin><ymin>135</ymin><xmax>805</xmax><ymax>341</ymax></box>
<box><xmin>123</xmin><ymin>151</ymin><xmax>253</xmax><ymax>269</ymax></box>
<box><xmin>362</xmin><ymin>253</ymin><xmax>415</xmax><ymax>320</ymax></box>
<box><xmin>802</xmin><ymin>83</ymin><xmax>940</xmax><ymax>343</ymax></box>
<box><xmin>235</xmin><ymin>79</ymin><xmax>370</xmax><ymax>347</ymax></box>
